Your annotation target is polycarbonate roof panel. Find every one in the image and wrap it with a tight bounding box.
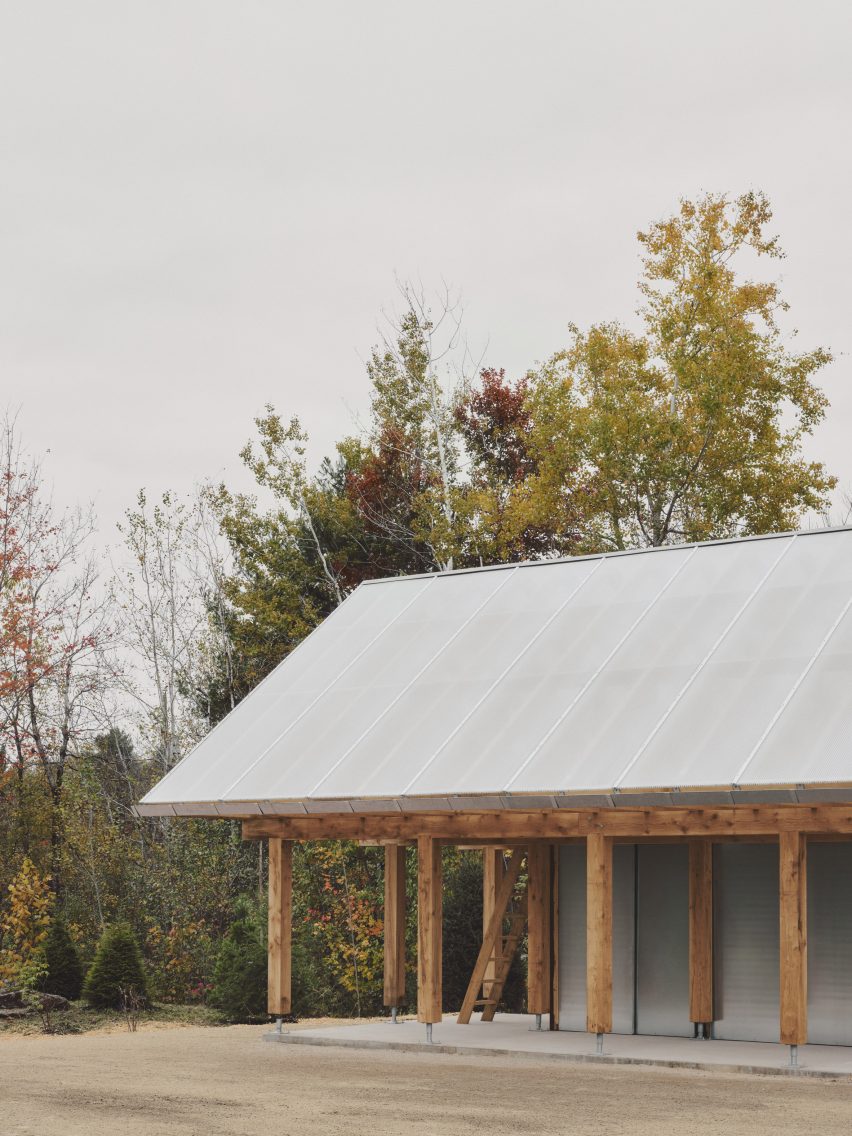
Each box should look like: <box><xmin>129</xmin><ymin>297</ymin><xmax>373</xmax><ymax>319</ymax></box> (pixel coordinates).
<box><xmin>139</xmin><ymin>528</ymin><xmax>852</xmax><ymax>810</ymax></box>
<box><xmin>623</xmin><ymin>530</ymin><xmax>852</xmax><ymax>789</ymax></box>
<box><xmin>142</xmin><ymin>574</ymin><xmax>435</xmax><ymax>803</ymax></box>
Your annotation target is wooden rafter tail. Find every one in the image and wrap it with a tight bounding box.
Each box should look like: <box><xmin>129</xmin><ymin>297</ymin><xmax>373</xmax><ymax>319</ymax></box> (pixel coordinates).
<box><xmin>457</xmin><ymin>848</ymin><xmax>525</xmax><ymax>1025</ymax></box>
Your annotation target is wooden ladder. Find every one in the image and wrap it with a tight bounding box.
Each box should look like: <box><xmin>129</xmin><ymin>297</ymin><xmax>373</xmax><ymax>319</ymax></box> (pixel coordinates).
<box><xmin>457</xmin><ymin>849</ymin><xmax>527</xmax><ymax>1024</ymax></box>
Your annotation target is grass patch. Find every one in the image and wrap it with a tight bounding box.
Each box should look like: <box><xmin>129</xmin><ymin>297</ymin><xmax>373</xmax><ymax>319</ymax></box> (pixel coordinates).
<box><xmin>0</xmin><ymin>1001</ymin><xmax>228</xmax><ymax>1037</ymax></box>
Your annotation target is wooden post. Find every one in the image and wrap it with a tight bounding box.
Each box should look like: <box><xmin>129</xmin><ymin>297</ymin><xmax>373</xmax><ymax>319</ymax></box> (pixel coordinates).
<box><xmin>527</xmin><ymin>843</ymin><xmax>552</xmax><ymax>1015</ymax></box>
<box><xmin>482</xmin><ymin>847</ymin><xmax>502</xmax><ymax>1000</ymax></box>
<box><xmin>586</xmin><ymin>832</ymin><xmax>613</xmax><ymax>1036</ymax></box>
<box><xmin>267</xmin><ymin>837</ymin><xmax>292</xmax><ymax>1016</ymax></box>
<box><xmin>779</xmin><ymin>831</ymin><xmax>808</xmax><ymax>1046</ymax></box>
<box><xmin>383</xmin><ymin>844</ymin><xmax>407</xmax><ymax>1007</ymax></box>
<box><xmin>689</xmin><ymin>839</ymin><xmax>714</xmax><ymax>1026</ymax></box>
<box><xmin>417</xmin><ymin>835</ymin><xmax>443</xmax><ymax>1024</ymax></box>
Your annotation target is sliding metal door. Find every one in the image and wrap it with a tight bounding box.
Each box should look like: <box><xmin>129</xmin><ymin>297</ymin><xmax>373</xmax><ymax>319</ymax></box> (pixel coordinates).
<box><xmin>557</xmin><ymin>846</ymin><xmax>586</xmax><ymax>1031</ymax></box>
<box><xmin>713</xmin><ymin>844</ymin><xmax>779</xmax><ymax>1042</ymax></box>
<box><xmin>635</xmin><ymin>844</ymin><xmax>691</xmax><ymax>1036</ymax></box>
<box><xmin>808</xmin><ymin>843</ymin><xmax>852</xmax><ymax>1046</ymax></box>
<box><xmin>558</xmin><ymin>841</ymin><xmax>852</xmax><ymax>1045</ymax></box>
<box><xmin>557</xmin><ymin>844</ymin><xmax>635</xmax><ymax>1033</ymax></box>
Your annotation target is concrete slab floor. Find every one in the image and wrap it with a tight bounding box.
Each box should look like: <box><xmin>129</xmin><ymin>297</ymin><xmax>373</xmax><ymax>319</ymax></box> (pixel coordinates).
<box><xmin>266</xmin><ymin>1013</ymin><xmax>852</xmax><ymax>1080</ymax></box>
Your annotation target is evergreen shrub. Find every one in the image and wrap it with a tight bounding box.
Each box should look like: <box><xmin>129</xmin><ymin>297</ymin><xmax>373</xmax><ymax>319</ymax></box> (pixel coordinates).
<box><xmin>210</xmin><ymin>897</ymin><xmax>267</xmax><ymax>1022</ymax></box>
<box><xmin>39</xmin><ymin>917</ymin><xmax>84</xmax><ymax>1001</ymax></box>
<box><xmin>82</xmin><ymin>924</ymin><xmax>148</xmax><ymax>1008</ymax></box>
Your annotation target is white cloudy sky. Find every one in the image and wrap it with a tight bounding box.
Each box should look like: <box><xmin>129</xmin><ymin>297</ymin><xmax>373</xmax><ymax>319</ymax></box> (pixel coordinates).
<box><xmin>2</xmin><ymin>0</ymin><xmax>850</xmax><ymax>538</ymax></box>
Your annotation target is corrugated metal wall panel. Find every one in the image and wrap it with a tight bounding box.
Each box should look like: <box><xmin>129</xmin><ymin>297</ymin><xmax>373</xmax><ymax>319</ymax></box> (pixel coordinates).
<box><xmin>557</xmin><ymin>846</ymin><xmax>586</xmax><ymax>1031</ymax></box>
<box><xmin>557</xmin><ymin>845</ymin><xmax>635</xmax><ymax>1033</ymax></box>
<box><xmin>636</xmin><ymin>845</ymin><xmax>692</xmax><ymax>1036</ymax></box>
<box><xmin>808</xmin><ymin>843</ymin><xmax>852</xmax><ymax>1046</ymax></box>
<box><xmin>713</xmin><ymin>844</ymin><xmax>779</xmax><ymax>1042</ymax></box>
<box><xmin>612</xmin><ymin>845</ymin><xmax>636</xmax><ymax>1034</ymax></box>
<box><xmin>557</xmin><ymin>841</ymin><xmax>852</xmax><ymax>1046</ymax></box>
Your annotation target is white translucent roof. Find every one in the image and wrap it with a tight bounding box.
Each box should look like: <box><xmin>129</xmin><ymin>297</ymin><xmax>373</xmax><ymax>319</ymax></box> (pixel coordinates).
<box><xmin>138</xmin><ymin>528</ymin><xmax>852</xmax><ymax>815</ymax></box>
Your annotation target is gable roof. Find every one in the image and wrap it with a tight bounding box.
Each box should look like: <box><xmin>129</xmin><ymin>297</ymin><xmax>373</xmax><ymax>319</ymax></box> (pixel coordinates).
<box><xmin>137</xmin><ymin>527</ymin><xmax>852</xmax><ymax>816</ymax></box>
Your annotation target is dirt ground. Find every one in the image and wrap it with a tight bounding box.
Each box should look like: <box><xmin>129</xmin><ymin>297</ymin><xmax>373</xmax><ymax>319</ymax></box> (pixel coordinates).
<box><xmin>2</xmin><ymin>1024</ymin><xmax>852</xmax><ymax>1136</ymax></box>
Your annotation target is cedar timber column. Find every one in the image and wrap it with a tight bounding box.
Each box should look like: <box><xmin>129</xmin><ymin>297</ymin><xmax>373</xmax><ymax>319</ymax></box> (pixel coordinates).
<box><xmin>383</xmin><ymin>844</ymin><xmax>407</xmax><ymax>1017</ymax></box>
<box><xmin>586</xmin><ymin>832</ymin><xmax>612</xmax><ymax>1051</ymax></box>
<box><xmin>689</xmin><ymin>839</ymin><xmax>714</xmax><ymax>1035</ymax></box>
<box><xmin>527</xmin><ymin>842</ymin><xmax>552</xmax><ymax>1026</ymax></box>
<box><xmin>268</xmin><ymin>837</ymin><xmax>293</xmax><ymax>1024</ymax></box>
<box><xmin>417</xmin><ymin>835</ymin><xmax>443</xmax><ymax>1035</ymax></box>
<box><xmin>779</xmin><ymin>831</ymin><xmax>807</xmax><ymax>1062</ymax></box>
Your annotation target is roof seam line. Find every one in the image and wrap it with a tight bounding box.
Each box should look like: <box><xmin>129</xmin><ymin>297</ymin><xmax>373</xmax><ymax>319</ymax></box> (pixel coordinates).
<box><xmin>613</xmin><ymin>532</ymin><xmax>798</xmax><ymax>789</ymax></box>
<box><xmin>401</xmin><ymin>556</ymin><xmax>606</xmax><ymax>796</ymax></box>
<box><xmin>733</xmin><ymin>589</ymin><xmax>852</xmax><ymax>785</ymax></box>
<box><xmin>220</xmin><ymin>576</ymin><xmax>437</xmax><ymax>799</ymax></box>
<box><xmin>307</xmin><ymin>564</ymin><xmax>521</xmax><ymax>798</ymax></box>
<box><xmin>503</xmin><ymin>543</ymin><xmax>699</xmax><ymax>793</ymax></box>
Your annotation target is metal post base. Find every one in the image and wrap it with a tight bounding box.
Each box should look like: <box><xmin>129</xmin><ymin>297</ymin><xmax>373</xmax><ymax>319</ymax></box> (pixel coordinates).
<box><xmin>426</xmin><ymin>1023</ymin><xmax>435</xmax><ymax>1045</ymax></box>
<box><xmin>391</xmin><ymin>1006</ymin><xmax>398</xmax><ymax>1024</ymax></box>
<box><xmin>535</xmin><ymin>1014</ymin><xmax>542</xmax><ymax>1031</ymax></box>
<box><xmin>275</xmin><ymin>1017</ymin><xmax>284</xmax><ymax>1036</ymax></box>
<box><xmin>595</xmin><ymin>1032</ymin><xmax>604</xmax><ymax>1055</ymax></box>
<box><xmin>789</xmin><ymin>1044</ymin><xmax>798</xmax><ymax>1068</ymax></box>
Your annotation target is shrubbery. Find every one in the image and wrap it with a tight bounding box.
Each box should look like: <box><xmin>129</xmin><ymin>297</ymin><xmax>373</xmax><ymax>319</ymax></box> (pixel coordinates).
<box><xmin>82</xmin><ymin>924</ymin><xmax>148</xmax><ymax>1008</ymax></box>
<box><xmin>39</xmin><ymin>917</ymin><xmax>83</xmax><ymax>1001</ymax></box>
<box><xmin>210</xmin><ymin>897</ymin><xmax>267</xmax><ymax>1022</ymax></box>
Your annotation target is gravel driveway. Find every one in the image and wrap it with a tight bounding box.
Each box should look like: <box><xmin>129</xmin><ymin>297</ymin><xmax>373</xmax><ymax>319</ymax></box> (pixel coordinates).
<box><xmin>2</xmin><ymin>1023</ymin><xmax>852</xmax><ymax>1135</ymax></box>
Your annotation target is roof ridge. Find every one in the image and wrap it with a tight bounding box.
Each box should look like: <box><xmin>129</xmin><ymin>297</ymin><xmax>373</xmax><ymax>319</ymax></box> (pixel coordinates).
<box><xmin>360</xmin><ymin>523</ymin><xmax>852</xmax><ymax>585</ymax></box>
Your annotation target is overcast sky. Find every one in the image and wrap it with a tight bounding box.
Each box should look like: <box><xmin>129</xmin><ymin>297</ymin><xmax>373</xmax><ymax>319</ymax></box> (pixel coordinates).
<box><xmin>2</xmin><ymin>1</ymin><xmax>850</xmax><ymax>540</ymax></box>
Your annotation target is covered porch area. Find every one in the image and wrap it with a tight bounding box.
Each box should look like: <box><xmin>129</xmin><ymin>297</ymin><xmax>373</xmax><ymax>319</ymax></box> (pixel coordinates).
<box><xmin>248</xmin><ymin>801</ymin><xmax>852</xmax><ymax>1068</ymax></box>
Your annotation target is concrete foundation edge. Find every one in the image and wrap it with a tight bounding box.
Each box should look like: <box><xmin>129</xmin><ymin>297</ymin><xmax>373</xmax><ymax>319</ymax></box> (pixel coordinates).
<box><xmin>262</xmin><ymin>1031</ymin><xmax>850</xmax><ymax>1081</ymax></box>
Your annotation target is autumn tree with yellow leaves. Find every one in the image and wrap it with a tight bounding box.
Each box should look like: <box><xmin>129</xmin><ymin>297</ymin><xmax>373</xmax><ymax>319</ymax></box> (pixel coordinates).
<box><xmin>526</xmin><ymin>192</ymin><xmax>834</xmax><ymax>551</ymax></box>
<box><xmin>0</xmin><ymin>857</ymin><xmax>51</xmax><ymax>983</ymax></box>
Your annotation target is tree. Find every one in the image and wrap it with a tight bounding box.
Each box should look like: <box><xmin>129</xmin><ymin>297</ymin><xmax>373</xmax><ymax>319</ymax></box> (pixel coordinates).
<box><xmin>212</xmin><ymin>286</ymin><xmax>503</xmax><ymax>697</ymax></box>
<box><xmin>82</xmin><ymin>923</ymin><xmax>148</xmax><ymax>1008</ymax></box>
<box><xmin>211</xmin><ymin>477</ymin><xmax>337</xmax><ymax>704</ymax></box>
<box><xmin>346</xmin><ymin>281</ymin><xmax>471</xmax><ymax>573</ymax></box>
<box><xmin>301</xmin><ymin>842</ymin><xmax>384</xmax><ymax>1015</ymax></box>
<box><xmin>526</xmin><ymin>192</ymin><xmax>835</xmax><ymax>550</ymax></box>
<box><xmin>0</xmin><ymin>416</ymin><xmax>113</xmax><ymax>889</ymax></box>
<box><xmin>0</xmin><ymin>856</ymin><xmax>51</xmax><ymax>984</ymax></box>
<box><xmin>210</xmin><ymin>897</ymin><xmax>267</xmax><ymax>1021</ymax></box>
<box><xmin>455</xmin><ymin>368</ymin><xmax>581</xmax><ymax>562</ymax></box>
<box><xmin>38</xmin><ymin>915</ymin><xmax>83</xmax><ymax>1000</ymax></box>
<box><xmin>115</xmin><ymin>490</ymin><xmax>212</xmax><ymax>771</ymax></box>
<box><xmin>241</xmin><ymin>413</ymin><xmax>347</xmax><ymax>606</ymax></box>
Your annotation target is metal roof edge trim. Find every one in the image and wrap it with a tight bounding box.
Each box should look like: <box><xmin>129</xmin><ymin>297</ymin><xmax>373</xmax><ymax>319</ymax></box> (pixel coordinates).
<box><xmin>356</xmin><ymin>524</ymin><xmax>852</xmax><ymax>587</ymax></box>
<box><xmin>133</xmin><ymin>782</ymin><xmax>852</xmax><ymax>817</ymax></box>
